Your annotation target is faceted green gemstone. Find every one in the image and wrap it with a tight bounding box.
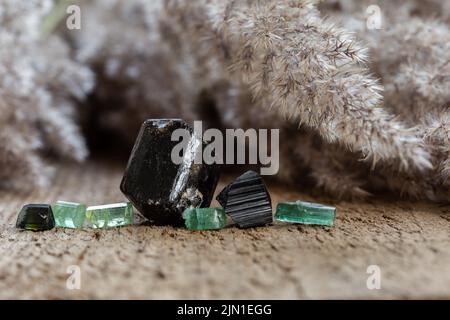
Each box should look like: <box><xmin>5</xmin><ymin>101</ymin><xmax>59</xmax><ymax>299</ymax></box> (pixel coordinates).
<box><xmin>52</xmin><ymin>201</ymin><xmax>86</xmax><ymax>229</ymax></box>
<box><xmin>275</xmin><ymin>201</ymin><xmax>336</xmax><ymax>226</ymax></box>
<box><xmin>16</xmin><ymin>204</ymin><xmax>55</xmax><ymax>231</ymax></box>
<box><xmin>182</xmin><ymin>207</ymin><xmax>227</xmax><ymax>230</ymax></box>
<box><xmin>86</xmin><ymin>202</ymin><xmax>134</xmax><ymax>229</ymax></box>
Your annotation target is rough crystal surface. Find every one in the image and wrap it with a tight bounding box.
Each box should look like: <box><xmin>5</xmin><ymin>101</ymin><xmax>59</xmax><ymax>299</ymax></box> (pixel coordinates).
<box><xmin>120</xmin><ymin>119</ymin><xmax>220</xmax><ymax>226</ymax></box>
<box><xmin>86</xmin><ymin>202</ymin><xmax>134</xmax><ymax>229</ymax></box>
<box><xmin>16</xmin><ymin>204</ymin><xmax>55</xmax><ymax>231</ymax></box>
<box><xmin>52</xmin><ymin>201</ymin><xmax>86</xmax><ymax>229</ymax></box>
<box><xmin>275</xmin><ymin>201</ymin><xmax>336</xmax><ymax>226</ymax></box>
<box><xmin>183</xmin><ymin>207</ymin><xmax>227</xmax><ymax>230</ymax></box>
<box><xmin>217</xmin><ymin>170</ymin><xmax>272</xmax><ymax>228</ymax></box>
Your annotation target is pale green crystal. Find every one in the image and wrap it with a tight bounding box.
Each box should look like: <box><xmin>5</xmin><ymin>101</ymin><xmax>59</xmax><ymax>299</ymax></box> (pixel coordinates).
<box><xmin>86</xmin><ymin>202</ymin><xmax>134</xmax><ymax>229</ymax></box>
<box><xmin>182</xmin><ymin>207</ymin><xmax>227</xmax><ymax>230</ymax></box>
<box><xmin>52</xmin><ymin>201</ymin><xmax>86</xmax><ymax>229</ymax></box>
<box><xmin>275</xmin><ymin>201</ymin><xmax>336</xmax><ymax>226</ymax></box>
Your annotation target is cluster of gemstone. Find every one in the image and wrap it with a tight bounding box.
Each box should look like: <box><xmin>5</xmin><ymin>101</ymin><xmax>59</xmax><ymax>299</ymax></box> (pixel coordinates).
<box><xmin>181</xmin><ymin>170</ymin><xmax>336</xmax><ymax>231</ymax></box>
<box><xmin>182</xmin><ymin>170</ymin><xmax>273</xmax><ymax>230</ymax></box>
<box><xmin>16</xmin><ymin>201</ymin><xmax>134</xmax><ymax>231</ymax></box>
<box><xmin>15</xmin><ymin>119</ymin><xmax>336</xmax><ymax>232</ymax></box>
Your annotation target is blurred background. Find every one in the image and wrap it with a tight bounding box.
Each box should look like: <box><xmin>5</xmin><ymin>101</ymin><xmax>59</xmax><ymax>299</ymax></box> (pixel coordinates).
<box><xmin>1</xmin><ymin>0</ymin><xmax>449</xmax><ymax>202</ymax></box>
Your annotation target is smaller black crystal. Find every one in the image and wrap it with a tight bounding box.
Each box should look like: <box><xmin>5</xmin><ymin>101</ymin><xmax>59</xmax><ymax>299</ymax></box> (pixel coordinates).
<box><xmin>16</xmin><ymin>204</ymin><xmax>55</xmax><ymax>231</ymax></box>
<box><xmin>217</xmin><ymin>170</ymin><xmax>273</xmax><ymax>228</ymax></box>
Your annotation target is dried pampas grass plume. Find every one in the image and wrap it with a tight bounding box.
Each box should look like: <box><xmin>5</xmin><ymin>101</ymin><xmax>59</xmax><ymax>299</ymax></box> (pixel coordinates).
<box><xmin>0</xmin><ymin>0</ymin><xmax>93</xmax><ymax>189</ymax></box>
<box><xmin>209</xmin><ymin>0</ymin><xmax>431</xmax><ymax>171</ymax></box>
<box><xmin>0</xmin><ymin>0</ymin><xmax>449</xmax><ymax>202</ymax></box>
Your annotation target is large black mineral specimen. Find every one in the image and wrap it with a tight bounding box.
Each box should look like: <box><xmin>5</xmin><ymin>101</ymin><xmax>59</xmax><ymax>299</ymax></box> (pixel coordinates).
<box><xmin>217</xmin><ymin>170</ymin><xmax>272</xmax><ymax>228</ymax></box>
<box><xmin>16</xmin><ymin>204</ymin><xmax>55</xmax><ymax>231</ymax></box>
<box><xmin>120</xmin><ymin>119</ymin><xmax>220</xmax><ymax>226</ymax></box>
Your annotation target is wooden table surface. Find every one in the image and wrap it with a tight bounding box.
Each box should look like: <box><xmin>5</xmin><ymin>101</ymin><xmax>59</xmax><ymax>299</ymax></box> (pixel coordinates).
<box><xmin>0</xmin><ymin>159</ymin><xmax>449</xmax><ymax>299</ymax></box>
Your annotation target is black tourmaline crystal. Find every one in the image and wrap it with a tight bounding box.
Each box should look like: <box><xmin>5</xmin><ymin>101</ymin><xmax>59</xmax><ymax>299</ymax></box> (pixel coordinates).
<box><xmin>217</xmin><ymin>170</ymin><xmax>273</xmax><ymax>228</ymax></box>
<box><xmin>16</xmin><ymin>204</ymin><xmax>55</xmax><ymax>231</ymax></box>
<box><xmin>120</xmin><ymin>119</ymin><xmax>220</xmax><ymax>226</ymax></box>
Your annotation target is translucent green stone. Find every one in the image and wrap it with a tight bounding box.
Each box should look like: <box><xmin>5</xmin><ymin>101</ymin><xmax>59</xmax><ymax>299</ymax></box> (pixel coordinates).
<box><xmin>86</xmin><ymin>202</ymin><xmax>134</xmax><ymax>229</ymax></box>
<box><xmin>16</xmin><ymin>204</ymin><xmax>55</xmax><ymax>231</ymax></box>
<box><xmin>182</xmin><ymin>208</ymin><xmax>227</xmax><ymax>230</ymax></box>
<box><xmin>52</xmin><ymin>201</ymin><xmax>86</xmax><ymax>229</ymax></box>
<box><xmin>275</xmin><ymin>201</ymin><xmax>336</xmax><ymax>226</ymax></box>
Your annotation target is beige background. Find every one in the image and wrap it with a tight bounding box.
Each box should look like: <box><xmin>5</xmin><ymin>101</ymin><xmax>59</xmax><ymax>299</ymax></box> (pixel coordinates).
<box><xmin>0</xmin><ymin>159</ymin><xmax>449</xmax><ymax>299</ymax></box>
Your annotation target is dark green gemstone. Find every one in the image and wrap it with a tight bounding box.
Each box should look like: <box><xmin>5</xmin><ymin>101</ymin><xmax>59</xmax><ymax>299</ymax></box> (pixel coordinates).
<box><xmin>183</xmin><ymin>207</ymin><xmax>227</xmax><ymax>230</ymax></box>
<box><xmin>16</xmin><ymin>204</ymin><xmax>55</xmax><ymax>231</ymax></box>
<box><xmin>275</xmin><ymin>201</ymin><xmax>336</xmax><ymax>226</ymax></box>
<box><xmin>120</xmin><ymin>119</ymin><xmax>220</xmax><ymax>226</ymax></box>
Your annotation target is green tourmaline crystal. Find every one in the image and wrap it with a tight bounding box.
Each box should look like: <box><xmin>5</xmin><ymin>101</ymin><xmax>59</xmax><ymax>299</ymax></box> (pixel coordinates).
<box><xmin>85</xmin><ymin>202</ymin><xmax>134</xmax><ymax>229</ymax></box>
<box><xmin>16</xmin><ymin>204</ymin><xmax>55</xmax><ymax>231</ymax></box>
<box><xmin>182</xmin><ymin>207</ymin><xmax>227</xmax><ymax>230</ymax></box>
<box><xmin>275</xmin><ymin>201</ymin><xmax>336</xmax><ymax>226</ymax></box>
<box><xmin>52</xmin><ymin>201</ymin><xmax>86</xmax><ymax>229</ymax></box>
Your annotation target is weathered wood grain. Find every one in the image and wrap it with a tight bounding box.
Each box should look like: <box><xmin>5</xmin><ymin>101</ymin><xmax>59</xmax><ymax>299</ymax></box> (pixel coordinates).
<box><xmin>0</xmin><ymin>160</ymin><xmax>449</xmax><ymax>299</ymax></box>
